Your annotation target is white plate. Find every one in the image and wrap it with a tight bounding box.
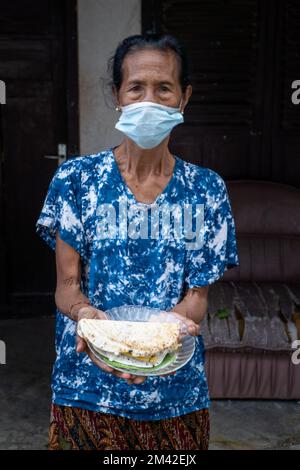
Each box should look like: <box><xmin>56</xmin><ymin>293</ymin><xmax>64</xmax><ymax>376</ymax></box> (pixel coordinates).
<box><xmin>86</xmin><ymin>305</ymin><xmax>195</xmax><ymax>376</ymax></box>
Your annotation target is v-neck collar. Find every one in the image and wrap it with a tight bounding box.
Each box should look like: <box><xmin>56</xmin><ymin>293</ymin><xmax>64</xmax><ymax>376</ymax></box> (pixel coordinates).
<box><xmin>109</xmin><ymin>147</ymin><xmax>180</xmax><ymax>206</ymax></box>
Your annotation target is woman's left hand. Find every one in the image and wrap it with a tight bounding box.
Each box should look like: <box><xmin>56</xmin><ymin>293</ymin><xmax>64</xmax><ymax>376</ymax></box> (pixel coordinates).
<box><xmin>149</xmin><ymin>311</ymin><xmax>200</xmax><ymax>337</ymax></box>
<box><xmin>169</xmin><ymin>311</ymin><xmax>200</xmax><ymax>336</ymax></box>
<box><xmin>148</xmin><ymin>311</ymin><xmax>200</xmax><ymax>379</ymax></box>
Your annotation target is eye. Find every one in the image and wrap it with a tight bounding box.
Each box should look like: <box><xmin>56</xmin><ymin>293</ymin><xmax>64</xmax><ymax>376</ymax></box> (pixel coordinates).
<box><xmin>159</xmin><ymin>85</ymin><xmax>170</xmax><ymax>92</ymax></box>
<box><xmin>129</xmin><ymin>85</ymin><xmax>142</xmax><ymax>92</ymax></box>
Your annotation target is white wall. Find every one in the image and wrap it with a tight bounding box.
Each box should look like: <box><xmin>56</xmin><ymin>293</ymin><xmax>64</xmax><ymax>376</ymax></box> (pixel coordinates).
<box><xmin>77</xmin><ymin>0</ymin><xmax>141</xmax><ymax>154</ymax></box>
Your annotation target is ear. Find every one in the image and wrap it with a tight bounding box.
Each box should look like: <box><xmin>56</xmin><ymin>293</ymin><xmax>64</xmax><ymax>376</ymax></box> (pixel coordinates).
<box><xmin>181</xmin><ymin>85</ymin><xmax>192</xmax><ymax>112</ymax></box>
<box><xmin>112</xmin><ymin>85</ymin><xmax>120</xmax><ymax>108</ymax></box>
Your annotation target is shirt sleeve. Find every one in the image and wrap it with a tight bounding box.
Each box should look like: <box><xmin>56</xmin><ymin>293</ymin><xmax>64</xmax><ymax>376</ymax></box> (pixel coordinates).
<box><xmin>36</xmin><ymin>159</ymin><xmax>86</xmax><ymax>260</ymax></box>
<box><xmin>184</xmin><ymin>172</ymin><xmax>239</xmax><ymax>288</ymax></box>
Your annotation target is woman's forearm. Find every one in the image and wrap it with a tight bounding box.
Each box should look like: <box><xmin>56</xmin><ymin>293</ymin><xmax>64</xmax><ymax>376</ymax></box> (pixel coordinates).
<box><xmin>55</xmin><ymin>278</ymin><xmax>90</xmax><ymax>321</ymax></box>
<box><xmin>55</xmin><ymin>232</ymin><xmax>91</xmax><ymax>321</ymax></box>
<box><xmin>170</xmin><ymin>287</ymin><xmax>209</xmax><ymax>324</ymax></box>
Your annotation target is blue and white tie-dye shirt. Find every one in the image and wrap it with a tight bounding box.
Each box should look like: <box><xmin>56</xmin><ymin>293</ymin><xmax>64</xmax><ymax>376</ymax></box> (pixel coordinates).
<box><xmin>36</xmin><ymin>148</ymin><xmax>239</xmax><ymax>420</ymax></box>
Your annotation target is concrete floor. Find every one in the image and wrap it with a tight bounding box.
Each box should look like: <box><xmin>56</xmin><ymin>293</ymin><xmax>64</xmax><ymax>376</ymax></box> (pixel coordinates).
<box><xmin>0</xmin><ymin>317</ymin><xmax>300</xmax><ymax>450</ymax></box>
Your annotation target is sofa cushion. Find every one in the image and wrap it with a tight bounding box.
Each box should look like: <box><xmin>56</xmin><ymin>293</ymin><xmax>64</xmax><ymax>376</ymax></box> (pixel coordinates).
<box><xmin>203</xmin><ymin>281</ymin><xmax>300</xmax><ymax>351</ymax></box>
<box><xmin>222</xmin><ymin>181</ymin><xmax>300</xmax><ymax>282</ymax></box>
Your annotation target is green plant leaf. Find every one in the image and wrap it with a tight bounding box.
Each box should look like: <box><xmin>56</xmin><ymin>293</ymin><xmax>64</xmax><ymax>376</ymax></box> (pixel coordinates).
<box><xmin>216</xmin><ymin>308</ymin><xmax>231</xmax><ymax>319</ymax></box>
<box><xmin>97</xmin><ymin>352</ymin><xmax>176</xmax><ymax>372</ymax></box>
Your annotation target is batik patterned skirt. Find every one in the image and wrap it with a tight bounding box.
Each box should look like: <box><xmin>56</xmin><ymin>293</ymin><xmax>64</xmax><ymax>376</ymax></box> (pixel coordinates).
<box><xmin>49</xmin><ymin>404</ymin><xmax>210</xmax><ymax>450</ymax></box>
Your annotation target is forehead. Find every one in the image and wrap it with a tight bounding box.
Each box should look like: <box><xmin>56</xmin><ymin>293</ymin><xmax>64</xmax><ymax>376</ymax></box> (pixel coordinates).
<box><xmin>121</xmin><ymin>48</ymin><xmax>180</xmax><ymax>83</ymax></box>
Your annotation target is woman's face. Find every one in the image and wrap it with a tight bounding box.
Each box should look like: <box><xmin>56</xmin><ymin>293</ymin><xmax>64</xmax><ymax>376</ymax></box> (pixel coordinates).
<box><xmin>115</xmin><ymin>49</ymin><xmax>192</xmax><ymax>111</ymax></box>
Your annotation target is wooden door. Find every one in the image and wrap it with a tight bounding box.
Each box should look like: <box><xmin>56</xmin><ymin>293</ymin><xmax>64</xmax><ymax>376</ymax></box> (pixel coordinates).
<box><xmin>142</xmin><ymin>0</ymin><xmax>300</xmax><ymax>187</ymax></box>
<box><xmin>0</xmin><ymin>0</ymin><xmax>79</xmax><ymax>316</ymax></box>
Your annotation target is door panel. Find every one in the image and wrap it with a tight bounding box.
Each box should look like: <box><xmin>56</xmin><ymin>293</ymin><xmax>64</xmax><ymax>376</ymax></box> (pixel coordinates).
<box><xmin>271</xmin><ymin>0</ymin><xmax>300</xmax><ymax>186</ymax></box>
<box><xmin>146</xmin><ymin>0</ymin><xmax>265</xmax><ymax>179</ymax></box>
<box><xmin>142</xmin><ymin>0</ymin><xmax>300</xmax><ymax>187</ymax></box>
<box><xmin>0</xmin><ymin>0</ymin><xmax>78</xmax><ymax>316</ymax></box>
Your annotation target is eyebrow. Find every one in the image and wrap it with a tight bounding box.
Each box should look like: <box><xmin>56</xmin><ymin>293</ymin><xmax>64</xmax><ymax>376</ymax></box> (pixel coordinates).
<box><xmin>127</xmin><ymin>79</ymin><xmax>174</xmax><ymax>87</ymax></box>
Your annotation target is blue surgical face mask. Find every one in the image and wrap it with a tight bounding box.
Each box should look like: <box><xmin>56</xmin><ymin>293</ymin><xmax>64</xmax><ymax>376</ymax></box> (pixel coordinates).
<box><xmin>115</xmin><ymin>101</ymin><xmax>184</xmax><ymax>149</ymax></box>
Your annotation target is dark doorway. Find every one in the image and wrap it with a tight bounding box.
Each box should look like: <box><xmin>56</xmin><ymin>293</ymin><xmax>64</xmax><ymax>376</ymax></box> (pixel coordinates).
<box><xmin>142</xmin><ymin>0</ymin><xmax>300</xmax><ymax>187</ymax></box>
<box><xmin>0</xmin><ymin>0</ymin><xmax>79</xmax><ymax>317</ymax></box>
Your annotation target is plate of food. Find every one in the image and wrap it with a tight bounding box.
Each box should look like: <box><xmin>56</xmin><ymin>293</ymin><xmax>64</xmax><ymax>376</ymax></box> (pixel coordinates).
<box><xmin>77</xmin><ymin>305</ymin><xmax>195</xmax><ymax>376</ymax></box>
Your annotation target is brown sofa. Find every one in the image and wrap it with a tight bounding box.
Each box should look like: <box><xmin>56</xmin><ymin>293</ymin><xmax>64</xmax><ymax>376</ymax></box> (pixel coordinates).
<box><xmin>203</xmin><ymin>180</ymin><xmax>300</xmax><ymax>398</ymax></box>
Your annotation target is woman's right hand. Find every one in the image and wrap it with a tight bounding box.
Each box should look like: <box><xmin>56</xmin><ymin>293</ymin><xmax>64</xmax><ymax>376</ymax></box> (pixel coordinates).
<box><xmin>76</xmin><ymin>306</ymin><xmax>146</xmax><ymax>385</ymax></box>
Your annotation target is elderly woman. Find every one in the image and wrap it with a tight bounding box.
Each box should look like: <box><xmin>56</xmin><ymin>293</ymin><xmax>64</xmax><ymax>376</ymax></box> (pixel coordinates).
<box><xmin>36</xmin><ymin>34</ymin><xmax>239</xmax><ymax>451</ymax></box>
